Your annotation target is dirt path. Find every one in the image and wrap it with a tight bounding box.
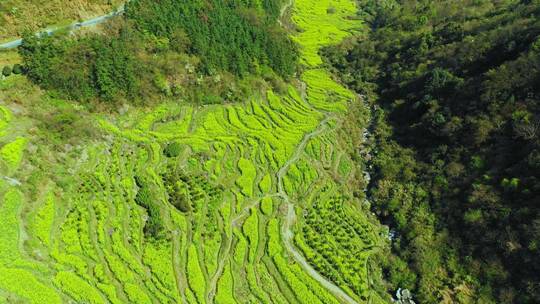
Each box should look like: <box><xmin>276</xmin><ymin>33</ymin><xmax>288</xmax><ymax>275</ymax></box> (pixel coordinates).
<box><xmin>206</xmin><ymin>204</ymin><xmax>234</xmax><ymax>303</ymax></box>
<box><xmin>171</xmin><ymin>229</ymin><xmax>188</xmax><ymax>304</ymax></box>
<box><xmin>278</xmin><ymin>0</ymin><xmax>294</xmax><ymax>27</ymax></box>
<box><xmin>275</xmin><ymin>114</ymin><xmax>359</xmax><ymax>304</ymax></box>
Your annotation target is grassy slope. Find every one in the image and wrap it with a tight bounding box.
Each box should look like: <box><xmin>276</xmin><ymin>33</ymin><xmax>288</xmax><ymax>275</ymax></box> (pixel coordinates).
<box><xmin>0</xmin><ymin>0</ymin><xmax>386</xmax><ymax>303</ymax></box>
<box><xmin>0</xmin><ymin>0</ymin><xmax>123</xmax><ymax>41</ymax></box>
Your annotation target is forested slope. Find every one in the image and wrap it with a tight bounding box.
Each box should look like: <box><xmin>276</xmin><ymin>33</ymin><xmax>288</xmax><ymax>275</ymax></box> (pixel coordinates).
<box><xmin>18</xmin><ymin>0</ymin><xmax>297</xmax><ymax>103</ymax></box>
<box><xmin>325</xmin><ymin>0</ymin><xmax>540</xmax><ymax>303</ymax></box>
<box><xmin>125</xmin><ymin>0</ymin><xmax>297</xmax><ymax>77</ymax></box>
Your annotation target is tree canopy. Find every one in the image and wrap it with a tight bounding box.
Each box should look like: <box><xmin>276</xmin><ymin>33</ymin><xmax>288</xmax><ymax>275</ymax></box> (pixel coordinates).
<box><xmin>19</xmin><ymin>0</ymin><xmax>298</xmax><ymax>103</ymax></box>
<box><xmin>325</xmin><ymin>0</ymin><xmax>540</xmax><ymax>303</ymax></box>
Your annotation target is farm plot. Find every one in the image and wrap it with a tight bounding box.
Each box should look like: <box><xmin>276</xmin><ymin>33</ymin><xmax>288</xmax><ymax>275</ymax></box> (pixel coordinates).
<box><xmin>0</xmin><ymin>0</ymin><xmax>383</xmax><ymax>303</ymax></box>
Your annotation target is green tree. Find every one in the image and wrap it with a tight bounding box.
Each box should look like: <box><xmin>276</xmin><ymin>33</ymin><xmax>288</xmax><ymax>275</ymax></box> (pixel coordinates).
<box><xmin>2</xmin><ymin>66</ymin><xmax>12</xmax><ymax>77</ymax></box>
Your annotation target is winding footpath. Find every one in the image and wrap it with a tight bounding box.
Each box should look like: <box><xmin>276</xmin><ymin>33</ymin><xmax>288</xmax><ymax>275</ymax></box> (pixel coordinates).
<box><xmin>0</xmin><ymin>5</ymin><xmax>127</xmax><ymax>49</ymax></box>
<box><xmin>275</xmin><ymin>0</ymin><xmax>361</xmax><ymax>303</ymax></box>
<box><xmin>278</xmin><ymin>0</ymin><xmax>294</xmax><ymax>27</ymax></box>
<box><xmin>276</xmin><ymin>114</ymin><xmax>359</xmax><ymax>304</ymax></box>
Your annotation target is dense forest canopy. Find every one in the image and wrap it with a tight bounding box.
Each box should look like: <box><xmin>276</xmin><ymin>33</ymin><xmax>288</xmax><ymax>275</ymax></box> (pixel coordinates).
<box><xmin>125</xmin><ymin>0</ymin><xmax>297</xmax><ymax>76</ymax></box>
<box><xmin>18</xmin><ymin>0</ymin><xmax>297</xmax><ymax>103</ymax></box>
<box><xmin>324</xmin><ymin>0</ymin><xmax>540</xmax><ymax>303</ymax></box>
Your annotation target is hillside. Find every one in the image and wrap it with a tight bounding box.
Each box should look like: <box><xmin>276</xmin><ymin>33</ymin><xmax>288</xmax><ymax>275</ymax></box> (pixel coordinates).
<box><xmin>0</xmin><ymin>0</ymin><xmax>123</xmax><ymax>41</ymax></box>
<box><xmin>2</xmin><ymin>0</ymin><xmax>537</xmax><ymax>303</ymax></box>
<box><xmin>0</xmin><ymin>0</ymin><xmax>388</xmax><ymax>303</ymax></box>
<box><xmin>325</xmin><ymin>0</ymin><xmax>540</xmax><ymax>303</ymax></box>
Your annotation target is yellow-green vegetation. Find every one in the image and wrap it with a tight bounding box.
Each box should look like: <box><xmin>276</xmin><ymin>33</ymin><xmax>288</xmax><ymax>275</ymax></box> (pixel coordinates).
<box><xmin>242</xmin><ymin>208</ymin><xmax>259</xmax><ymax>262</ymax></box>
<box><xmin>0</xmin><ymin>267</ymin><xmax>62</xmax><ymax>304</ymax></box>
<box><xmin>215</xmin><ymin>263</ymin><xmax>235</xmax><ymax>304</ymax></box>
<box><xmin>187</xmin><ymin>244</ymin><xmax>207</xmax><ymax>303</ymax></box>
<box><xmin>292</xmin><ymin>0</ymin><xmax>358</xmax><ymax>67</ymax></box>
<box><xmin>0</xmin><ymin>189</ymin><xmax>23</xmax><ymax>263</ymax></box>
<box><xmin>0</xmin><ymin>137</ymin><xmax>27</xmax><ymax>170</ymax></box>
<box><xmin>0</xmin><ymin>189</ymin><xmax>62</xmax><ymax>304</ymax></box>
<box><xmin>300</xmin><ymin>195</ymin><xmax>375</xmax><ymax>300</ymax></box>
<box><xmin>0</xmin><ymin>0</ymin><xmax>384</xmax><ymax>303</ymax></box>
<box><xmin>236</xmin><ymin>158</ymin><xmax>256</xmax><ymax>197</ymax></box>
<box><xmin>28</xmin><ymin>191</ymin><xmax>56</xmax><ymax>246</ymax></box>
<box><xmin>54</xmin><ymin>271</ymin><xmax>105</xmax><ymax>304</ymax></box>
<box><xmin>0</xmin><ymin>106</ymin><xmax>12</xmax><ymax>137</ymax></box>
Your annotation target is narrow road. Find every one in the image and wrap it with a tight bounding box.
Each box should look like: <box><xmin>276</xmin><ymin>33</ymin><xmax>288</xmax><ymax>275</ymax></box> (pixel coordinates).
<box><xmin>0</xmin><ymin>4</ymin><xmax>127</xmax><ymax>49</ymax></box>
<box><xmin>276</xmin><ymin>115</ymin><xmax>359</xmax><ymax>304</ymax></box>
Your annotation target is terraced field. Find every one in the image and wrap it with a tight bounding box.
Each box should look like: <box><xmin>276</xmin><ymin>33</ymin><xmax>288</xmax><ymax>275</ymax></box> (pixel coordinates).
<box><xmin>0</xmin><ymin>0</ymin><xmax>384</xmax><ymax>303</ymax></box>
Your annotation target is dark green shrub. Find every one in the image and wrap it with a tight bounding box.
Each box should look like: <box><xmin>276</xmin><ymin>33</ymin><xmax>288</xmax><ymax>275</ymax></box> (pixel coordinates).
<box><xmin>204</xmin><ymin>94</ymin><xmax>222</xmax><ymax>105</ymax></box>
<box><xmin>12</xmin><ymin>64</ymin><xmax>23</xmax><ymax>75</ymax></box>
<box><xmin>164</xmin><ymin>142</ymin><xmax>182</xmax><ymax>157</ymax></box>
<box><xmin>2</xmin><ymin>66</ymin><xmax>12</xmax><ymax>77</ymax></box>
<box><xmin>134</xmin><ymin>177</ymin><xmax>165</xmax><ymax>239</ymax></box>
<box><xmin>169</xmin><ymin>184</ymin><xmax>191</xmax><ymax>212</ymax></box>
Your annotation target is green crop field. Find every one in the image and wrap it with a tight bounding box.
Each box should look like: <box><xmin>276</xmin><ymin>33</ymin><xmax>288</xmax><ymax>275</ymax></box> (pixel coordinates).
<box><xmin>0</xmin><ymin>0</ymin><xmax>385</xmax><ymax>303</ymax></box>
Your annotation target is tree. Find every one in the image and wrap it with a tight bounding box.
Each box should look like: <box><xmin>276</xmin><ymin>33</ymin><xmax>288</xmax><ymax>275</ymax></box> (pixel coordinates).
<box><xmin>2</xmin><ymin>66</ymin><xmax>12</xmax><ymax>77</ymax></box>
<box><xmin>11</xmin><ymin>64</ymin><xmax>23</xmax><ymax>75</ymax></box>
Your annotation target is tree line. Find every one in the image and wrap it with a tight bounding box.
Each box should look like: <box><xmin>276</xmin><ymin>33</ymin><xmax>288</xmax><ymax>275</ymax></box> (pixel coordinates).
<box><xmin>125</xmin><ymin>0</ymin><xmax>297</xmax><ymax>77</ymax></box>
<box><xmin>18</xmin><ymin>0</ymin><xmax>297</xmax><ymax>104</ymax></box>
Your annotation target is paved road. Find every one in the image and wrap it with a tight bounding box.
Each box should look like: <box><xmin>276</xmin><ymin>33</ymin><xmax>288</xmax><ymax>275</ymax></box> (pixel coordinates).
<box><xmin>0</xmin><ymin>6</ymin><xmax>126</xmax><ymax>49</ymax></box>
